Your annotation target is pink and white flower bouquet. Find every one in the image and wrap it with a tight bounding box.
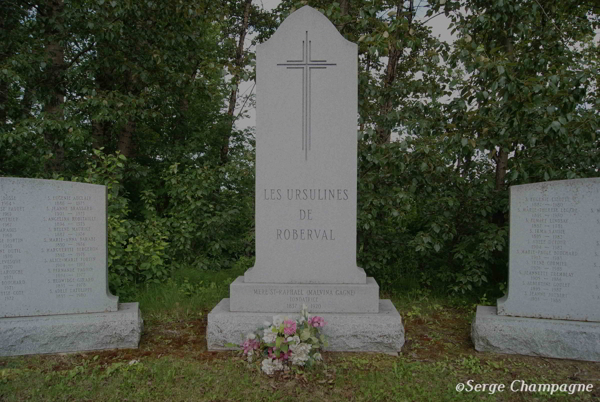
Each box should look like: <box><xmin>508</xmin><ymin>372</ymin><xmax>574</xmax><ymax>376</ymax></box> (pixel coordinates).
<box><xmin>238</xmin><ymin>305</ymin><xmax>328</xmax><ymax>375</ymax></box>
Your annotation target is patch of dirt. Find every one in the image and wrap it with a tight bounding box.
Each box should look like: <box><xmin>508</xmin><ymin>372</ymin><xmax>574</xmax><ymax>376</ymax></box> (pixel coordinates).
<box><xmin>402</xmin><ymin>308</ymin><xmax>473</xmax><ymax>360</ymax></box>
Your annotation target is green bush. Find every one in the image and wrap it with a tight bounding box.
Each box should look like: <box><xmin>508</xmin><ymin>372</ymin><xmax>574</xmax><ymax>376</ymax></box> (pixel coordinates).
<box><xmin>162</xmin><ymin>158</ymin><xmax>254</xmax><ymax>271</ymax></box>
<box><xmin>357</xmin><ymin>135</ymin><xmax>508</xmax><ymax>295</ymax></box>
<box><xmin>73</xmin><ymin>150</ymin><xmax>170</xmax><ymax>295</ymax></box>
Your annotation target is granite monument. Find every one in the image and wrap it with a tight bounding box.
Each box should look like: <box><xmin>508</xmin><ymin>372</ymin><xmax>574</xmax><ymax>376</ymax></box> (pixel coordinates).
<box><xmin>472</xmin><ymin>178</ymin><xmax>600</xmax><ymax>361</ymax></box>
<box><xmin>207</xmin><ymin>6</ymin><xmax>404</xmax><ymax>353</ymax></box>
<box><xmin>0</xmin><ymin>178</ymin><xmax>143</xmax><ymax>356</ymax></box>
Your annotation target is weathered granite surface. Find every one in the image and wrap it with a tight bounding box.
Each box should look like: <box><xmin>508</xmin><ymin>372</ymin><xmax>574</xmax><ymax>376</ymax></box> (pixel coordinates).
<box><xmin>0</xmin><ymin>177</ymin><xmax>117</xmax><ymax>317</ymax></box>
<box><xmin>229</xmin><ymin>276</ymin><xmax>379</xmax><ymax>313</ymax></box>
<box><xmin>209</xmin><ymin>6</ymin><xmax>403</xmax><ymax>354</ymax></box>
<box><xmin>472</xmin><ymin>306</ymin><xmax>600</xmax><ymax>362</ymax></box>
<box><xmin>0</xmin><ymin>303</ymin><xmax>143</xmax><ymax>356</ymax></box>
<box><xmin>208</xmin><ymin>299</ymin><xmax>404</xmax><ymax>354</ymax></box>
<box><xmin>498</xmin><ymin>178</ymin><xmax>600</xmax><ymax>321</ymax></box>
<box><xmin>244</xmin><ymin>5</ymin><xmax>365</xmax><ymax>285</ymax></box>
<box><xmin>473</xmin><ymin>179</ymin><xmax>600</xmax><ymax>362</ymax></box>
<box><xmin>0</xmin><ymin>178</ymin><xmax>142</xmax><ymax>356</ymax></box>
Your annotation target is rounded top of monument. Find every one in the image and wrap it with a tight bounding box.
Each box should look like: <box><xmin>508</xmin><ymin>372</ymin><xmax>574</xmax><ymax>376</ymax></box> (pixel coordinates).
<box><xmin>259</xmin><ymin>5</ymin><xmax>356</xmax><ymax>51</ymax></box>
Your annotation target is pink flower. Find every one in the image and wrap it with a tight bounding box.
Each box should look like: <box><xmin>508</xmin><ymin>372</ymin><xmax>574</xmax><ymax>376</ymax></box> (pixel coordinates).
<box><xmin>242</xmin><ymin>338</ymin><xmax>260</xmax><ymax>355</ymax></box>
<box><xmin>283</xmin><ymin>319</ymin><xmax>297</xmax><ymax>335</ymax></box>
<box><xmin>268</xmin><ymin>346</ymin><xmax>292</xmax><ymax>361</ymax></box>
<box><xmin>308</xmin><ymin>316</ymin><xmax>327</xmax><ymax>328</ymax></box>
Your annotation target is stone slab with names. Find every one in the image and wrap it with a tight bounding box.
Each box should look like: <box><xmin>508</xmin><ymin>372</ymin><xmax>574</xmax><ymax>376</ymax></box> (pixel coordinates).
<box><xmin>0</xmin><ymin>178</ymin><xmax>142</xmax><ymax>356</ymax></box>
<box><xmin>472</xmin><ymin>178</ymin><xmax>600</xmax><ymax>361</ymax></box>
<box><xmin>207</xmin><ymin>6</ymin><xmax>404</xmax><ymax>353</ymax></box>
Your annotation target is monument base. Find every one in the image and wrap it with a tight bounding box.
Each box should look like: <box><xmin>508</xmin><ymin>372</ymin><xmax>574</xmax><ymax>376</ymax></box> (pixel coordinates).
<box><xmin>207</xmin><ymin>298</ymin><xmax>404</xmax><ymax>354</ymax></box>
<box><xmin>0</xmin><ymin>303</ymin><xmax>143</xmax><ymax>357</ymax></box>
<box><xmin>472</xmin><ymin>306</ymin><xmax>600</xmax><ymax>362</ymax></box>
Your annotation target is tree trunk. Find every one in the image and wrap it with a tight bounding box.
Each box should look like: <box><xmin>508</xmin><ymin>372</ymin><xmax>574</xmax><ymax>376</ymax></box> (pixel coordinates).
<box><xmin>0</xmin><ymin>79</ymin><xmax>6</xmax><ymax>126</ymax></box>
<box><xmin>495</xmin><ymin>148</ymin><xmax>508</xmax><ymax>191</ymax></box>
<box><xmin>340</xmin><ymin>0</ymin><xmax>349</xmax><ymax>16</ymax></box>
<box><xmin>118</xmin><ymin>120</ymin><xmax>136</xmax><ymax>158</ymax></box>
<box><xmin>375</xmin><ymin>44</ymin><xmax>400</xmax><ymax>144</ymax></box>
<box><xmin>92</xmin><ymin>121</ymin><xmax>105</xmax><ymax>150</ymax></box>
<box><xmin>374</xmin><ymin>0</ymin><xmax>413</xmax><ymax>144</ymax></box>
<box><xmin>44</xmin><ymin>0</ymin><xmax>65</xmax><ymax>172</ymax></box>
<box><xmin>221</xmin><ymin>0</ymin><xmax>252</xmax><ymax>165</ymax></box>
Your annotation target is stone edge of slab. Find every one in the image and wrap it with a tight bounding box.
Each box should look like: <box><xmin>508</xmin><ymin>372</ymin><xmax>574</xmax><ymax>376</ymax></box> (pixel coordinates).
<box><xmin>0</xmin><ymin>302</ymin><xmax>143</xmax><ymax>357</ymax></box>
<box><xmin>472</xmin><ymin>305</ymin><xmax>600</xmax><ymax>362</ymax></box>
<box><xmin>207</xmin><ymin>298</ymin><xmax>404</xmax><ymax>354</ymax></box>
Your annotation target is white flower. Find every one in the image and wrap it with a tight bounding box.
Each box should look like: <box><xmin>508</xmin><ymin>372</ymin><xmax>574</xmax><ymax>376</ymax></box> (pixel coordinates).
<box><xmin>298</xmin><ymin>316</ymin><xmax>305</xmax><ymax>324</ymax></box>
<box><xmin>263</xmin><ymin>327</ymin><xmax>277</xmax><ymax>344</ymax></box>
<box><xmin>261</xmin><ymin>358</ymin><xmax>284</xmax><ymax>375</ymax></box>
<box><xmin>263</xmin><ymin>321</ymin><xmax>271</xmax><ymax>327</ymax></box>
<box><xmin>246</xmin><ymin>332</ymin><xmax>256</xmax><ymax>340</ymax></box>
<box><xmin>272</xmin><ymin>315</ymin><xmax>284</xmax><ymax>327</ymax></box>
<box><xmin>290</xmin><ymin>343</ymin><xmax>312</xmax><ymax>366</ymax></box>
<box><xmin>313</xmin><ymin>352</ymin><xmax>322</xmax><ymax>361</ymax></box>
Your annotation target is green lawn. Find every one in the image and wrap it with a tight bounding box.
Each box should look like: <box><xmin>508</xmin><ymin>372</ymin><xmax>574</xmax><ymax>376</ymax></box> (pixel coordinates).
<box><xmin>2</xmin><ymin>268</ymin><xmax>599</xmax><ymax>401</ymax></box>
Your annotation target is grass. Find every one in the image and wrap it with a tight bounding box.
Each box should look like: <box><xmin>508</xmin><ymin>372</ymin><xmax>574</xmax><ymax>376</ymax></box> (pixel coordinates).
<box><xmin>2</xmin><ymin>268</ymin><xmax>600</xmax><ymax>401</ymax></box>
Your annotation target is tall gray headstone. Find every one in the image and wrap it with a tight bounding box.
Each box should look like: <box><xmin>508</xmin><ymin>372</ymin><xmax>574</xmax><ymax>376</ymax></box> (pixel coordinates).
<box><xmin>207</xmin><ymin>6</ymin><xmax>404</xmax><ymax>353</ymax></box>
<box><xmin>472</xmin><ymin>178</ymin><xmax>600</xmax><ymax>361</ymax></box>
<box><xmin>0</xmin><ymin>178</ymin><xmax>142</xmax><ymax>356</ymax></box>
<box><xmin>247</xmin><ymin>11</ymin><xmax>364</xmax><ymax>285</ymax></box>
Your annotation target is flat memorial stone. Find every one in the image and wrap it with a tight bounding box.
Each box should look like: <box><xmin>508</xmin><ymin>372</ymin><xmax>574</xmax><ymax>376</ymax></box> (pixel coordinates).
<box><xmin>0</xmin><ymin>178</ymin><xmax>117</xmax><ymax>317</ymax></box>
<box><xmin>497</xmin><ymin>178</ymin><xmax>600</xmax><ymax>322</ymax></box>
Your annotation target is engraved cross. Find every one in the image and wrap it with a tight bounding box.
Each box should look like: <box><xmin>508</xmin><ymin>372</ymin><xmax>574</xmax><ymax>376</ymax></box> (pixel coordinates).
<box><xmin>277</xmin><ymin>31</ymin><xmax>336</xmax><ymax>160</ymax></box>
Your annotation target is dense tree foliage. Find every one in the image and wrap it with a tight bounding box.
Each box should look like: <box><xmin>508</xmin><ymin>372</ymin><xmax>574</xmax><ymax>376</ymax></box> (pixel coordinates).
<box><xmin>1</xmin><ymin>0</ymin><xmax>598</xmax><ymax>296</ymax></box>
